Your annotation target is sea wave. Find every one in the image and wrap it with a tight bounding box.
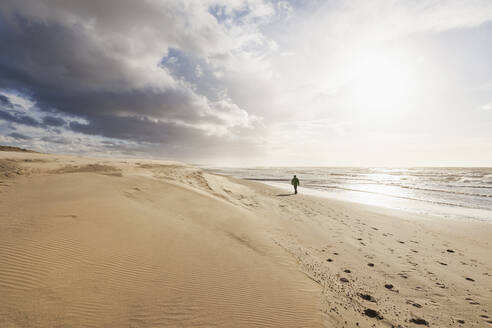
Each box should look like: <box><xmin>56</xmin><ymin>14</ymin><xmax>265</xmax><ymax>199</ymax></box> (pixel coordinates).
<box><xmin>206</xmin><ymin>166</ymin><xmax>492</xmax><ymax>221</ymax></box>
<box><xmin>309</xmin><ymin>185</ymin><xmax>468</xmax><ymax>208</ymax></box>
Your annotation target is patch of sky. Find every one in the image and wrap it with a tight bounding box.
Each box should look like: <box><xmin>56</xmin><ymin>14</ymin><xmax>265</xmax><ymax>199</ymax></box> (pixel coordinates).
<box><xmin>208</xmin><ymin>4</ymin><xmax>252</xmax><ymax>26</ymax></box>
<box><xmin>160</xmin><ymin>48</ymin><xmax>228</xmax><ymax>102</ymax></box>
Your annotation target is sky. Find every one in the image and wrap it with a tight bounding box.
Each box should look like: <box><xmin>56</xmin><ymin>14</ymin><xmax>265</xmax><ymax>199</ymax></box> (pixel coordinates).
<box><xmin>1</xmin><ymin>0</ymin><xmax>492</xmax><ymax>166</ymax></box>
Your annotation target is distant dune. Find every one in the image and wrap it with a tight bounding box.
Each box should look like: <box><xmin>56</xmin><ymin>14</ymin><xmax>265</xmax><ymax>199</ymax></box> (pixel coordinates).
<box><xmin>0</xmin><ymin>151</ymin><xmax>490</xmax><ymax>327</ymax></box>
<box><xmin>0</xmin><ymin>145</ymin><xmax>38</xmax><ymax>153</ymax></box>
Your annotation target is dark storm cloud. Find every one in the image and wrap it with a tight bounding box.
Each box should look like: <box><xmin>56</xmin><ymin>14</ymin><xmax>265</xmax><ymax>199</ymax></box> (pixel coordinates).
<box><xmin>42</xmin><ymin>116</ymin><xmax>66</xmax><ymax>127</ymax></box>
<box><xmin>40</xmin><ymin>135</ymin><xmax>71</xmax><ymax>145</ymax></box>
<box><xmin>69</xmin><ymin>116</ymin><xmax>204</xmax><ymax>144</ymax></box>
<box><xmin>0</xmin><ymin>108</ymin><xmax>41</xmax><ymax>127</ymax></box>
<box><xmin>0</xmin><ymin>94</ymin><xmax>11</xmax><ymax>106</ymax></box>
<box><xmin>0</xmin><ymin>0</ymin><xmax>259</xmax><ymax>152</ymax></box>
<box><xmin>8</xmin><ymin>132</ymin><xmax>31</xmax><ymax>140</ymax></box>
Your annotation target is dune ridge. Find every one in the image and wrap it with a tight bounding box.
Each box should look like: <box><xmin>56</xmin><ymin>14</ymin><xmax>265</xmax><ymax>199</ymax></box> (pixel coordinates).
<box><xmin>0</xmin><ymin>151</ymin><xmax>491</xmax><ymax>327</ymax></box>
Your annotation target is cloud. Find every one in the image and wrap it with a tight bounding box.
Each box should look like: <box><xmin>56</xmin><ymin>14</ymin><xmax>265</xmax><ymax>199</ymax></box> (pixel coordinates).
<box><xmin>0</xmin><ymin>108</ymin><xmax>42</xmax><ymax>127</ymax></box>
<box><xmin>8</xmin><ymin>132</ymin><xmax>31</xmax><ymax>140</ymax></box>
<box><xmin>0</xmin><ymin>94</ymin><xmax>11</xmax><ymax>106</ymax></box>
<box><xmin>43</xmin><ymin>116</ymin><xmax>66</xmax><ymax>127</ymax></box>
<box><xmin>0</xmin><ymin>0</ymin><xmax>491</xmax><ymax>164</ymax></box>
<box><xmin>482</xmin><ymin>102</ymin><xmax>492</xmax><ymax>111</ymax></box>
<box><xmin>0</xmin><ymin>0</ymin><xmax>269</xmax><ymax>153</ymax></box>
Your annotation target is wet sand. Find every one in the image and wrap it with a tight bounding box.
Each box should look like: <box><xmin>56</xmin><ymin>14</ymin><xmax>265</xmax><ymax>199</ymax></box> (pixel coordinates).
<box><xmin>0</xmin><ymin>151</ymin><xmax>491</xmax><ymax>327</ymax></box>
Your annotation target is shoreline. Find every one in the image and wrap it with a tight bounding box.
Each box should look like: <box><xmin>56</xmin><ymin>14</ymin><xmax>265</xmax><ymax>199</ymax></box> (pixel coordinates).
<box><xmin>263</xmin><ymin>180</ymin><xmax>492</xmax><ymax>223</ymax></box>
<box><xmin>1</xmin><ymin>151</ymin><xmax>491</xmax><ymax>327</ymax></box>
<box><xmin>205</xmin><ymin>169</ymin><xmax>492</xmax><ymax>223</ymax></box>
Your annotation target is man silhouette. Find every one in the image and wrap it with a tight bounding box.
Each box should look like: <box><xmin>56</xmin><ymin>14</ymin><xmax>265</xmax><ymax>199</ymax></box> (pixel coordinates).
<box><xmin>291</xmin><ymin>175</ymin><xmax>300</xmax><ymax>194</ymax></box>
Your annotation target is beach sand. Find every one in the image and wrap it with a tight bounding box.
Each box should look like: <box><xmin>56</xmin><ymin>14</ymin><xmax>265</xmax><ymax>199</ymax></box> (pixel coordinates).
<box><xmin>0</xmin><ymin>151</ymin><xmax>490</xmax><ymax>327</ymax></box>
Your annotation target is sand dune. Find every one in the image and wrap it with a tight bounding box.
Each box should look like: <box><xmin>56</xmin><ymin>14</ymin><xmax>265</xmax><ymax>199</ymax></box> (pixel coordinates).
<box><xmin>0</xmin><ymin>151</ymin><xmax>491</xmax><ymax>327</ymax></box>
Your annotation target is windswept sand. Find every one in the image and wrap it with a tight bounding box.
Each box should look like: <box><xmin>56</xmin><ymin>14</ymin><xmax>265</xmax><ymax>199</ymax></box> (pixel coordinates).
<box><xmin>0</xmin><ymin>151</ymin><xmax>491</xmax><ymax>327</ymax></box>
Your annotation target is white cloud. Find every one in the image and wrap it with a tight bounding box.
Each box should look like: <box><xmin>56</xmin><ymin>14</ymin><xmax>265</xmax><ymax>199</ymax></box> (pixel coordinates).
<box><xmin>0</xmin><ymin>90</ymin><xmax>35</xmax><ymax>110</ymax></box>
<box><xmin>482</xmin><ymin>102</ymin><xmax>492</xmax><ymax>111</ymax></box>
<box><xmin>195</xmin><ymin>64</ymin><xmax>203</xmax><ymax>77</ymax></box>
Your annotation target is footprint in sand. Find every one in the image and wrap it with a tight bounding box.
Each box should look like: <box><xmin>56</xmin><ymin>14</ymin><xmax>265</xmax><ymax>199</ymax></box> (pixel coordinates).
<box><xmin>56</xmin><ymin>214</ymin><xmax>78</xmax><ymax>219</ymax></box>
<box><xmin>435</xmin><ymin>282</ymin><xmax>446</xmax><ymax>288</ymax></box>
<box><xmin>359</xmin><ymin>293</ymin><xmax>376</xmax><ymax>302</ymax></box>
<box><xmin>406</xmin><ymin>300</ymin><xmax>422</xmax><ymax>308</ymax></box>
<box><xmin>410</xmin><ymin>318</ymin><xmax>429</xmax><ymax>325</ymax></box>
<box><xmin>363</xmin><ymin>309</ymin><xmax>383</xmax><ymax>320</ymax></box>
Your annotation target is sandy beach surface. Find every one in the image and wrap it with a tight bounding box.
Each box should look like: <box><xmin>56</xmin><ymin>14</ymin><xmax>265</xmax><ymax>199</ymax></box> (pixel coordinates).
<box><xmin>0</xmin><ymin>151</ymin><xmax>491</xmax><ymax>327</ymax></box>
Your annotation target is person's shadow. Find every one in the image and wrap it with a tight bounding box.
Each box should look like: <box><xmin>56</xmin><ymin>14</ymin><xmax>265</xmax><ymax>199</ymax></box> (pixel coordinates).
<box><xmin>276</xmin><ymin>193</ymin><xmax>294</xmax><ymax>196</ymax></box>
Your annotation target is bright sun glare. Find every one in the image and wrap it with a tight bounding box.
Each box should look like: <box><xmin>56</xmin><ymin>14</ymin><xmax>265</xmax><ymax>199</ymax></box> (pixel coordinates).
<box><xmin>351</xmin><ymin>53</ymin><xmax>417</xmax><ymax>112</ymax></box>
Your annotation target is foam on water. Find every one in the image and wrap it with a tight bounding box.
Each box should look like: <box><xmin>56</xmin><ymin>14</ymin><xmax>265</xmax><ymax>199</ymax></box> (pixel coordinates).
<box><xmin>205</xmin><ymin>167</ymin><xmax>492</xmax><ymax>222</ymax></box>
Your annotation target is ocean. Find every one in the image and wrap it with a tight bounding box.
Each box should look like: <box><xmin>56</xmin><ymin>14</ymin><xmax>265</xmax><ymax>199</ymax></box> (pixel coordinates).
<box><xmin>205</xmin><ymin>167</ymin><xmax>492</xmax><ymax>222</ymax></box>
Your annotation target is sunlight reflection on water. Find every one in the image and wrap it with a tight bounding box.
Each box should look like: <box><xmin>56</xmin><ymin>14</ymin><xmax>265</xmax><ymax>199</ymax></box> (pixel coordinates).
<box><xmin>206</xmin><ymin>167</ymin><xmax>492</xmax><ymax>222</ymax></box>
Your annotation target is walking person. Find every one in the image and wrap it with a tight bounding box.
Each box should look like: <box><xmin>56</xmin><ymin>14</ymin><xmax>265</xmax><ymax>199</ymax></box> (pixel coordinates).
<box><xmin>291</xmin><ymin>175</ymin><xmax>300</xmax><ymax>194</ymax></box>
